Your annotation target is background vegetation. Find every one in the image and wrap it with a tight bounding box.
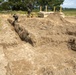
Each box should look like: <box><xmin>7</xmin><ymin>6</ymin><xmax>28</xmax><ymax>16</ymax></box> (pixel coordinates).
<box><xmin>63</xmin><ymin>8</ymin><xmax>76</xmax><ymax>16</ymax></box>
<box><xmin>0</xmin><ymin>0</ymin><xmax>76</xmax><ymax>16</ymax></box>
<box><xmin>0</xmin><ymin>0</ymin><xmax>64</xmax><ymax>11</ymax></box>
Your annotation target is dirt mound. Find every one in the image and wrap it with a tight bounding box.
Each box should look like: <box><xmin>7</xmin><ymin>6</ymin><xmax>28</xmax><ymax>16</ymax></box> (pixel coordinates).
<box><xmin>8</xmin><ymin>14</ymin><xmax>76</xmax><ymax>48</ymax></box>
<box><xmin>47</xmin><ymin>13</ymin><xmax>67</xmax><ymax>24</ymax></box>
<box><xmin>15</xmin><ymin>18</ymin><xmax>69</xmax><ymax>46</ymax></box>
<box><xmin>0</xmin><ymin>14</ymin><xmax>76</xmax><ymax>75</ymax></box>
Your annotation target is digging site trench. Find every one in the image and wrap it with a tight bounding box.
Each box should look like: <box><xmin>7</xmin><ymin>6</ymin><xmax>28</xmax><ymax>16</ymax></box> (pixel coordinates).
<box><xmin>0</xmin><ymin>13</ymin><xmax>76</xmax><ymax>75</ymax></box>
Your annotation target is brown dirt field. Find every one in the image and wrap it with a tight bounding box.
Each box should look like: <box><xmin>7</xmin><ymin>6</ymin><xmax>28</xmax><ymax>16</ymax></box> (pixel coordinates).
<box><xmin>0</xmin><ymin>13</ymin><xmax>76</xmax><ymax>75</ymax></box>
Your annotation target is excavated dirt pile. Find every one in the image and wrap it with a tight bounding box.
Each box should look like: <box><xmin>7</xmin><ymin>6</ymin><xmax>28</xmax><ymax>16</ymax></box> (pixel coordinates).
<box><xmin>8</xmin><ymin>13</ymin><xmax>76</xmax><ymax>48</ymax></box>
<box><xmin>0</xmin><ymin>13</ymin><xmax>76</xmax><ymax>75</ymax></box>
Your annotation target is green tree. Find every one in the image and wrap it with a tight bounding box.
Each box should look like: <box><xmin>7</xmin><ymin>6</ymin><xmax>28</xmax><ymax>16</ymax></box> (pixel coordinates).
<box><xmin>37</xmin><ymin>0</ymin><xmax>64</xmax><ymax>11</ymax></box>
<box><xmin>8</xmin><ymin>0</ymin><xmax>34</xmax><ymax>10</ymax></box>
<box><xmin>0</xmin><ymin>0</ymin><xmax>4</xmax><ymax>3</ymax></box>
<box><xmin>0</xmin><ymin>0</ymin><xmax>64</xmax><ymax>11</ymax></box>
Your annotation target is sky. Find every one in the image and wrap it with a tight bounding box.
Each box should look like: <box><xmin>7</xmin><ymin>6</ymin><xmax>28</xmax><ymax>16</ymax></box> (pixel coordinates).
<box><xmin>61</xmin><ymin>0</ymin><xmax>76</xmax><ymax>8</ymax></box>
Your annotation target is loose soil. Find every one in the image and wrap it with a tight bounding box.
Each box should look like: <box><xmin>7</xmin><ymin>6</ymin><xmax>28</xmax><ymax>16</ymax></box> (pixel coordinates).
<box><xmin>0</xmin><ymin>13</ymin><xmax>76</xmax><ymax>75</ymax></box>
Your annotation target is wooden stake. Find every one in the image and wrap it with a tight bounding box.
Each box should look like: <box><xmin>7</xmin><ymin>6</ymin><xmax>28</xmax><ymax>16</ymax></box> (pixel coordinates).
<box><xmin>60</xmin><ymin>6</ymin><xmax>62</xmax><ymax>12</ymax></box>
<box><xmin>45</xmin><ymin>5</ymin><xmax>47</xmax><ymax>12</ymax></box>
<box><xmin>40</xmin><ymin>6</ymin><xmax>42</xmax><ymax>11</ymax></box>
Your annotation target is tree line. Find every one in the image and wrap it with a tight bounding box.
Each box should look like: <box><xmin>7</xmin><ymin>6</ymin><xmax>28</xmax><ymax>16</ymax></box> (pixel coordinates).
<box><xmin>0</xmin><ymin>0</ymin><xmax>64</xmax><ymax>11</ymax></box>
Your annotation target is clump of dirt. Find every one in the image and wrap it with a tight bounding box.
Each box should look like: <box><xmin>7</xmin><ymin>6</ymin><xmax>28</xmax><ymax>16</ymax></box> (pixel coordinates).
<box><xmin>68</xmin><ymin>37</ymin><xmax>76</xmax><ymax>51</ymax></box>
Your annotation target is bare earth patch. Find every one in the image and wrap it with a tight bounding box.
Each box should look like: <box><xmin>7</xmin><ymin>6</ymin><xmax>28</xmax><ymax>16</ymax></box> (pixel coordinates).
<box><xmin>0</xmin><ymin>13</ymin><xmax>76</xmax><ymax>75</ymax></box>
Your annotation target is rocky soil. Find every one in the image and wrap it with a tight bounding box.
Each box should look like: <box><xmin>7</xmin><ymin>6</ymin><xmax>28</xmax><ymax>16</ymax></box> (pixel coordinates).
<box><xmin>0</xmin><ymin>13</ymin><xmax>76</xmax><ymax>75</ymax></box>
